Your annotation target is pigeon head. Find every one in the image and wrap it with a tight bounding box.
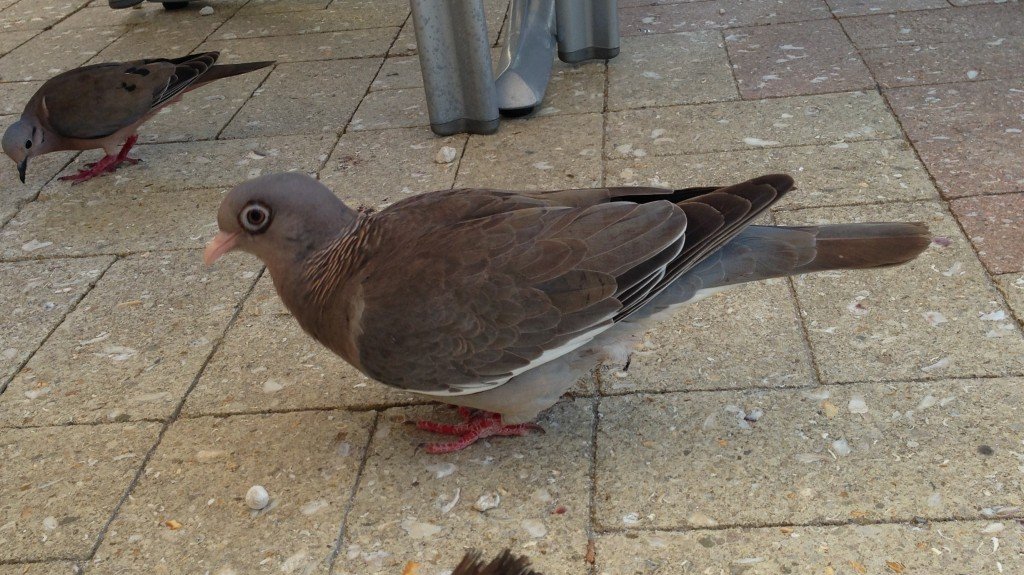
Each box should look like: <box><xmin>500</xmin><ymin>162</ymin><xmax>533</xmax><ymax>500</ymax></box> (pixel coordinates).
<box><xmin>2</xmin><ymin>118</ymin><xmax>45</xmax><ymax>183</ymax></box>
<box><xmin>204</xmin><ymin>172</ymin><xmax>356</xmax><ymax>270</ymax></box>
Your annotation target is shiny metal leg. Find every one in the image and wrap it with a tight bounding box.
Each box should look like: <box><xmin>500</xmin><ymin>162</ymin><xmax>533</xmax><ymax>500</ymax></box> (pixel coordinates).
<box><xmin>495</xmin><ymin>0</ymin><xmax>557</xmax><ymax>116</ymax></box>
<box><xmin>410</xmin><ymin>0</ymin><xmax>499</xmax><ymax>135</ymax></box>
<box><xmin>555</xmin><ymin>0</ymin><xmax>620</xmax><ymax>63</ymax></box>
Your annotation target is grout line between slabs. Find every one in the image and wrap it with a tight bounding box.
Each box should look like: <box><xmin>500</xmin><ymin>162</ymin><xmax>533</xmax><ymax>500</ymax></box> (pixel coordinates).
<box><xmin>76</xmin><ymin>266</ymin><xmax>266</xmax><ymax>572</ymax></box>
<box><xmin>324</xmin><ymin>410</ymin><xmax>379</xmax><ymax>575</ymax></box>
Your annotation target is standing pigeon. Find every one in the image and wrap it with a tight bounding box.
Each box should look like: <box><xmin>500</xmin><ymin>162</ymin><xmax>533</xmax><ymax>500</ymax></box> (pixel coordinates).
<box><xmin>204</xmin><ymin>173</ymin><xmax>930</xmax><ymax>453</ymax></box>
<box><xmin>2</xmin><ymin>52</ymin><xmax>273</xmax><ymax>184</ymax></box>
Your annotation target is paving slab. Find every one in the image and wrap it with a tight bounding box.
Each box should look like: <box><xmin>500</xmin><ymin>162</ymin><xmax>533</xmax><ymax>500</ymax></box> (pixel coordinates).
<box><xmin>778</xmin><ymin>201</ymin><xmax>1024</xmax><ymax>383</ymax></box>
<box><xmin>50</xmin><ymin>134</ymin><xmax>335</xmax><ymax>193</ymax></box>
<box><xmin>0</xmin><ymin>187</ymin><xmax>226</xmax><ymax>259</ymax></box>
<box><xmin>0</xmin><ymin>142</ymin><xmax>77</xmax><ymax>225</ymax></box>
<box><xmin>183</xmin><ymin>277</ymin><xmax>419</xmax><ymax>417</ymax></box>
<box><xmin>605</xmin><ymin>280</ymin><xmax>815</xmax><ymax>394</ymax></box>
<box><xmin>369</xmin><ymin>55</ymin><xmax>420</xmax><ymax>91</ymax></box>
<box><xmin>726</xmin><ymin>19</ymin><xmax>874</xmax><ymax>99</ymax></box>
<box><xmin>862</xmin><ymin>36</ymin><xmax>1024</xmax><ymax>88</ymax></box>
<box><xmin>619</xmin><ymin>0</ymin><xmax>831</xmax><ymax>36</ymax></box>
<box><xmin>89</xmin><ymin>410</ymin><xmax>373</xmax><ymax>575</ymax></box>
<box><xmin>841</xmin><ymin>3</ymin><xmax>1024</xmax><ymax>49</ymax></box>
<box><xmin>0</xmin><ymin>256</ymin><xmax>110</xmax><ymax>385</ymax></box>
<box><xmin>605</xmin><ymin>139</ymin><xmax>940</xmax><ymax>211</ymax></box>
<box><xmin>608</xmin><ymin>31</ymin><xmax>738</xmax><ymax>111</ymax></box>
<box><xmin>388</xmin><ymin>21</ymin><xmax>417</xmax><ymax>56</ymax></box>
<box><xmin>0</xmin><ymin>0</ymin><xmax>89</xmax><ymax>32</ymax></box>
<box><xmin>319</xmin><ymin>127</ymin><xmax>466</xmax><ymax>208</ymax></box>
<box><xmin>0</xmin><ymin>29</ymin><xmax>32</xmax><ymax>57</ymax></box>
<box><xmin>348</xmin><ymin>87</ymin><xmax>427</xmax><ymax>132</ymax></box>
<box><xmin>0</xmin><ymin>25</ymin><xmax>120</xmax><ymax>82</ymax></box>
<box><xmin>596</xmin><ymin>377</ymin><xmax>1024</xmax><ymax>530</ymax></box>
<box><xmin>222</xmin><ymin>58</ymin><xmax>380</xmax><ymax>138</ymax></box>
<box><xmin>198</xmin><ymin>27</ymin><xmax>398</xmax><ymax>63</ymax></box>
<box><xmin>336</xmin><ymin>399</ymin><xmax>593</xmax><ymax>575</ymax></box>
<box><xmin>950</xmin><ymin>192</ymin><xmax>1024</xmax><ymax>274</ymax></box>
<box><xmin>0</xmin><ymin>421</ymin><xmax>160</xmax><ymax>561</ymax></box>
<box><xmin>997</xmin><ymin>273</ymin><xmax>1024</xmax><ymax>321</ymax></box>
<box><xmin>886</xmin><ymin>79</ymin><xmax>1024</xmax><ymax>198</ymax></box>
<box><xmin>235</xmin><ymin>0</ymin><xmax>330</xmax><ymax>16</ymax></box>
<box><xmin>456</xmin><ymin>113</ymin><xmax>603</xmax><ymax>190</ymax></box>
<box><xmin>597</xmin><ymin>521</ymin><xmax>1024</xmax><ymax>574</ymax></box>
<box><xmin>0</xmin><ymin>79</ymin><xmax>39</xmax><ymax>114</ymax></box>
<box><xmin>89</xmin><ymin>21</ymin><xmax>220</xmax><ymax>62</ymax></box>
<box><xmin>0</xmin><ymin>251</ymin><xmax>258</xmax><ymax>427</ymax></box>
<box><xmin>0</xmin><ymin>563</ymin><xmax>79</xmax><ymax>575</ymax></box>
<box><xmin>606</xmin><ymin>91</ymin><xmax>900</xmax><ymax>159</ymax></box>
<box><xmin>212</xmin><ymin>0</ymin><xmax>408</xmax><ymax>39</ymax></box>
<box><xmin>825</xmin><ymin>0</ymin><xmax>949</xmax><ymax>16</ymax></box>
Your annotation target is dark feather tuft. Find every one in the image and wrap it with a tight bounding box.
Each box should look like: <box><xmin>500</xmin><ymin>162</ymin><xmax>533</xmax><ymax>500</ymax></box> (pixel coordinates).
<box><xmin>451</xmin><ymin>549</ymin><xmax>542</xmax><ymax>575</ymax></box>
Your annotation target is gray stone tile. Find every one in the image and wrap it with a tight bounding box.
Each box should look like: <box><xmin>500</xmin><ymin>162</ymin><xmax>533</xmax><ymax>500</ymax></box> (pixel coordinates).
<box><xmin>183</xmin><ymin>277</ymin><xmax>419</xmax><ymax>417</ymax></box>
<box><xmin>619</xmin><ymin>0</ymin><xmax>831</xmax><ymax>36</ymax></box>
<box><xmin>0</xmin><ymin>422</ymin><xmax>160</xmax><ymax>561</ymax></box>
<box><xmin>0</xmin><ymin>26</ymin><xmax>120</xmax><ymax>82</ymax></box>
<box><xmin>597</xmin><ymin>377</ymin><xmax>1024</xmax><ymax>529</ymax></box>
<box><xmin>336</xmin><ymin>399</ymin><xmax>592</xmax><ymax>575</ymax></box>
<box><xmin>862</xmin><ymin>37</ymin><xmax>1024</xmax><ymax>88</ymax></box>
<box><xmin>89</xmin><ymin>410</ymin><xmax>373</xmax><ymax>575</ymax></box>
<box><xmin>223</xmin><ymin>58</ymin><xmax>379</xmax><ymax>138</ymax></box>
<box><xmin>0</xmin><ymin>29</ymin><xmax>32</xmax><ymax>57</ymax></box>
<box><xmin>827</xmin><ymin>0</ymin><xmax>949</xmax><ymax>16</ymax></box>
<box><xmin>56</xmin><ymin>2</ymin><xmax>241</xmax><ymax>30</ymax></box>
<box><xmin>0</xmin><ymin>79</ymin><xmax>38</xmax><ymax>115</ymax></box>
<box><xmin>0</xmin><ymin>563</ymin><xmax>79</xmax><ymax>575</ymax></box>
<box><xmin>885</xmin><ymin>79</ymin><xmax>1024</xmax><ymax>198</ymax></box>
<box><xmin>388</xmin><ymin>21</ymin><xmax>417</xmax><ymax>56</ymax></box>
<box><xmin>949</xmin><ymin>0</ymin><xmax>1021</xmax><ymax>4</ymax></box>
<box><xmin>608</xmin><ymin>31</ymin><xmax>738</xmax><ymax>111</ymax></box>
<box><xmin>605</xmin><ymin>139</ymin><xmax>941</xmax><ymax>211</ymax></box>
<box><xmin>606</xmin><ymin>91</ymin><xmax>900</xmax><ymax>159</ymax></box>
<box><xmin>0</xmin><ymin>187</ymin><xmax>226</xmax><ymax>259</ymax></box>
<box><xmin>778</xmin><ymin>201</ymin><xmax>1024</xmax><ymax>383</ymax></box>
<box><xmin>533</xmin><ymin>59</ymin><xmax>606</xmax><ymax>118</ymax></box>
<box><xmin>199</xmin><ymin>27</ymin><xmax>398</xmax><ymax>63</ymax></box>
<box><xmin>456</xmin><ymin>113</ymin><xmax>603</xmax><ymax>190</ymax></box>
<box><xmin>89</xmin><ymin>21</ymin><xmax>220</xmax><ymax>62</ymax></box>
<box><xmin>0</xmin><ymin>251</ymin><xmax>259</xmax><ymax>426</ymax></box>
<box><xmin>348</xmin><ymin>87</ymin><xmax>427</xmax><ymax>131</ymax></box>
<box><xmin>0</xmin><ymin>116</ymin><xmax>78</xmax><ymax>222</ymax></box>
<box><xmin>319</xmin><ymin>127</ymin><xmax>466</xmax><ymax>209</ymax></box>
<box><xmin>370</xmin><ymin>55</ymin><xmax>420</xmax><ymax>91</ymax></box>
<box><xmin>606</xmin><ymin>280</ymin><xmax>814</xmax><ymax>394</ymax></box>
<box><xmin>0</xmin><ymin>257</ymin><xmax>110</xmax><ymax>385</ymax></box>
<box><xmin>212</xmin><ymin>0</ymin><xmax>408</xmax><ymax>39</ymax></box>
<box><xmin>0</xmin><ymin>0</ymin><xmax>89</xmax><ymax>32</ymax></box>
<box><xmin>598</xmin><ymin>521</ymin><xmax>1024</xmax><ymax>574</ymax></box>
<box><xmin>726</xmin><ymin>19</ymin><xmax>874</xmax><ymax>99</ymax></box>
<box><xmin>235</xmin><ymin>0</ymin><xmax>330</xmax><ymax>15</ymax></box>
<box><xmin>997</xmin><ymin>273</ymin><xmax>1024</xmax><ymax>321</ymax></box>
<box><xmin>51</xmin><ymin>134</ymin><xmax>336</xmax><ymax>193</ymax></box>
<box><xmin>842</xmin><ymin>3</ymin><xmax>1024</xmax><ymax>49</ymax></box>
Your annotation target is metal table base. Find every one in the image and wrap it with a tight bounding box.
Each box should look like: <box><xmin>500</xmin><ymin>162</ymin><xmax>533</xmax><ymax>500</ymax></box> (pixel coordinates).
<box><xmin>410</xmin><ymin>0</ymin><xmax>619</xmax><ymax>136</ymax></box>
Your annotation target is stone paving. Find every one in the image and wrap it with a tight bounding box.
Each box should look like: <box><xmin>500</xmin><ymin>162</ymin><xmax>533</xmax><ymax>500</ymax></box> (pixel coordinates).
<box><xmin>0</xmin><ymin>0</ymin><xmax>1023</xmax><ymax>573</ymax></box>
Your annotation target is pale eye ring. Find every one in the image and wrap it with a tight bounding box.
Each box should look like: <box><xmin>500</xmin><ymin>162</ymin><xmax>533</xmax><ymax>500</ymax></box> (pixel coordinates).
<box><xmin>240</xmin><ymin>202</ymin><xmax>272</xmax><ymax>233</ymax></box>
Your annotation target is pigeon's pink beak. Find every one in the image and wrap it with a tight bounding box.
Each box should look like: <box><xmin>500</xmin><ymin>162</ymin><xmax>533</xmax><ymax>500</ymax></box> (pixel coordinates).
<box><xmin>203</xmin><ymin>231</ymin><xmax>240</xmax><ymax>265</ymax></box>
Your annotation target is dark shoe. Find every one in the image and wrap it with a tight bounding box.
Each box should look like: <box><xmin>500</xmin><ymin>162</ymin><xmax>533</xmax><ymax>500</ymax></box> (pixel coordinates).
<box><xmin>108</xmin><ymin>0</ymin><xmax>145</xmax><ymax>7</ymax></box>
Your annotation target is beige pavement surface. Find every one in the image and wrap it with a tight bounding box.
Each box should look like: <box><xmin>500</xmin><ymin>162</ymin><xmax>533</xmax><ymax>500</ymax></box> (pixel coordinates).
<box><xmin>1</xmin><ymin>0</ymin><xmax>1023</xmax><ymax>573</ymax></box>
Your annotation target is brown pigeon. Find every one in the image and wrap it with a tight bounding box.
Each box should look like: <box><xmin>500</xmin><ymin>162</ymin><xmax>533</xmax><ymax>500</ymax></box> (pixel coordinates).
<box><xmin>205</xmin><ymin>173</ymin><xmax>930</xmax><ymax>453</ymax></box>
<box><xmin>2</xmin><ymin>52</ymin><xmax>273</xmax><ymax>184</ymax></box>
<box><xmin>450</xmin><ymin>549</ymin><xmax>541</xmax><ymax>575</ymax></box>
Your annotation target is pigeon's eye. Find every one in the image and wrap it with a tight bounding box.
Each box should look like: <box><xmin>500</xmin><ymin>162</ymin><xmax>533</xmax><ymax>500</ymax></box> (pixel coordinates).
<box><xmin>24</xmin><ymin>140</ymin><xmax>31</xmax><ymax>149</ymax></box>
<box><xmin>240</xmin><ymin>203</ymin><xmax>272</xmax><ymax>234</ymax></box>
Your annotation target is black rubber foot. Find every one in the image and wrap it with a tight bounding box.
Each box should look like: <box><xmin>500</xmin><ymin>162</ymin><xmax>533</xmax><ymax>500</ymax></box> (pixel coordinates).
<box><xmin>108</xmin><ymin>0</ymin><xmax>144</xmax><ymax>7</ymax></box>
<box><xmin>558</xmin><ymin>46</ymin><xmax>620</xmax><ymax>64</ymax></box>
<box><xmin>162</xmin><ymin>1</ymin><xmax>189</xmax><ymax>9</ymax></box>
<box><xmin>499</xmin><ymin>106</ymin><xmax>535</xmax><ymax>118</ymax></box>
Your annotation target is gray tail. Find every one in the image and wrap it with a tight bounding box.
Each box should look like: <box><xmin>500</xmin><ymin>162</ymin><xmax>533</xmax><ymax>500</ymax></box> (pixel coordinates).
<box><xmin>196</xmin><ymin>60</ymin><xmax>275</xmax><ymax>85</ymax></box>
<box><xmin>793</xmin><ymin>222</ymin><xmax>931</xmax><ymax>274</ymax></box>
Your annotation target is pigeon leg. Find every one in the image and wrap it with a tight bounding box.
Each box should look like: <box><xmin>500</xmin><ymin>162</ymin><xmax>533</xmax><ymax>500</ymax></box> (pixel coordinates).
<box><xmin>59</xmin><ymin>154</ymin><xmax>119</xmax><ymax>184</ymax></box>
<box><xmin>415</xmin><ymin>410</ymin><xmax>544</xmax><ymax>454</ymax></box>
<box><xmin>115</xmin><ymin>134</ymin><xmax>141</xmax><ymax>166</ymax></box>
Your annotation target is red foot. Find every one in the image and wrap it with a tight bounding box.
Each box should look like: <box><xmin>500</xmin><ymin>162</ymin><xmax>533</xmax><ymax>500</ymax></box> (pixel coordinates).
<box><xmin>414</xmin><ymin>408</ymin><xmax>544</xmax><ymax>454</ymax></box>
<box><xmin>60</xmin><ymin>135</ymin><xmax>141</xmax><ymax>184</ymax></box>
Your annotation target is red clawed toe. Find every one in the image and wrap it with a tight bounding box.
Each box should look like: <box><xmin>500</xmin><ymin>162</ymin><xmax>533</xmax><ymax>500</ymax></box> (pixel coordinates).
<box><xmin>414</xmin><ymin>409</ymin><xmax>544</xmax><ymax>454</ymax></box>
<box><xmin>60</xmin><ymin>135</ymin><xmax>141</xmax><ymax>184</ymax></box>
